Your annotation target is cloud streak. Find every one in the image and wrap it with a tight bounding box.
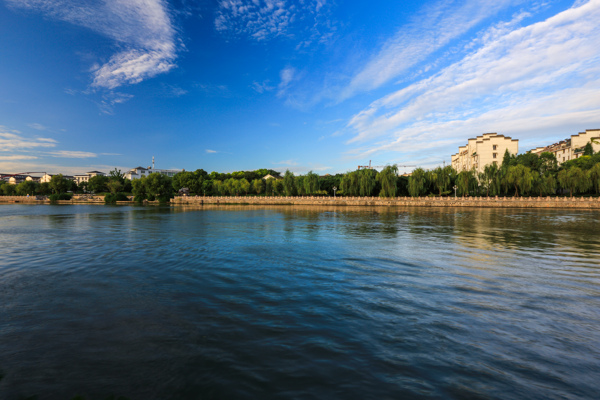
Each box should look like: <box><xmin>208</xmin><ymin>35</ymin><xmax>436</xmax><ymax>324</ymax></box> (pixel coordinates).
<box><xmin>7</xmin><ymin>0</ymin><xmax>178</xmax><ymax>89</ymax></box>
<box><xmin>345</xmin><ymin>0</ymin><xmax>600</xmax><ymax>159</ymax></box>
<box><xmin>338</xmin><ymin>0</ymin><xmax>517</xmax><ymax>101</ymax></box>
<box><xmin>0</xmin><ymin>127</ymin><xmax>57</xmax><ymax>151</ymax></box>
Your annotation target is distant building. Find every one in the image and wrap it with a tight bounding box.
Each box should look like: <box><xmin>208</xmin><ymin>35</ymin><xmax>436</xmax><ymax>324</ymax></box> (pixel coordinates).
<box><xmin>74</xmin><ymin>171</ymin><xmax>106</xmax><ymax>185</ymax></box>
<box><xmin>40</xmin><ymin>173</ymin><xmax>75</xmax><ymax>183</ymax></box>
<box><xmin>7</xmin><ymin>175</ymin><xmax>38</xmax><ymax>185</ymax></box>
<box><xmin>451</xmin><ymin>133</ymin><xmax>519</xmax><ymax>174</ymax></box>
<box><xmin>262</xmin><ymin>174</ymin><xmax>282</xmax><ymax>180</ymax></box>
<box><xmin>529</xmin><ymin>129</ymin><xmax>600</xmax><ymax>165</ymax></box>
<box><xmin>124</xmin><ymin>166</ymin><xmax>182</xmax><ymax>180</ymax></box>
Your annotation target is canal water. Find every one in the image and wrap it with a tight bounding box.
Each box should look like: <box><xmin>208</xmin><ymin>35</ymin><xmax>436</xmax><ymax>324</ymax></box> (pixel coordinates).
<box><xmin>0</xmin><ymin>204</ymin><xmax>599</xmax><ymax>399</ymax></box>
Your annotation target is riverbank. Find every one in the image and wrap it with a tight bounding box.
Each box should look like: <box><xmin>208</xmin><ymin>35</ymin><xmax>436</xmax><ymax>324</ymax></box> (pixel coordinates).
<box><xmin>3</xmin><ymin>195</ymin><xmax>600</xmax><ymax>208</ymax></box>
<box><xmin>172</xmin><ymin>195</ymin><xmax>600</xmax><ymax>209</ymax></box>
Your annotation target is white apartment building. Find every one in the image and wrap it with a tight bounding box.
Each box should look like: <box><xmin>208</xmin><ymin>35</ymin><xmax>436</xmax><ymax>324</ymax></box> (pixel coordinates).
<box><xmin>40</xmin><ymin>173</ymin><xmax>75</xmax><ymax>183</ymax></box>
<box><xmin>73</xmin><ymin>171</ymin><xmax>106</xmax><ymax>185</ymax></box>
<box><xmin>529</xmin><ymin>129</ymin><xmax>600</xmax><ymax>165</ymax></box>
<box><xmin>451</xmin><ymin>133</ymin><xmax>519</xmax><ymax>174</ymax></box>
<box><xmin>124</xmin><ymin>166</ymin><xmax>182</xmax><ymax>180</ymax></box>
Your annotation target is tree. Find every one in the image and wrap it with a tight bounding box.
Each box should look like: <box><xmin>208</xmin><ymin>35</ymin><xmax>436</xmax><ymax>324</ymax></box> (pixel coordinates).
<box><xmin>505</xmin><ymin>165</ymin><xmax>534</xmax><ymax>197</ymax></box>
<box><xmin>1</xmin><ymin>182</ymin><xmax>16</xmax><ymax>195</ymax></box>
<box><xmin>283</xmin><ymin>170</ymin><xmax>296</xmax><ymax>196</ymax></box>
<box><xmin>456</xmin><ymin>170</ymin><xmax>477</xmax><ymax>196</ymax></box>
<box><xmin>88</xmin><ymin>175</ymin><xmax>109</xmax><ymax>193</ymax></box>
<box><xmin>584</xmin><ymin>142</ymin><xmax>594</xmax><ymax>156</ymax></box>
<box><xmin>340</xmin><ymin>171</ymin><xmax>359</xmax><ymax>196</ymax></box>
<box><xmin>109</xmin><ymin>168</ymin><xmax>125</xmax><ymax>182</ymax></box>
<box><xmin>252</xmin><ymin>179</ymin><xmax>263</xmax><ymax>195</ymax></box>
<box><xmin>145</xmin><ymin>173</ymin><xmax>173</xmax><ymax>199</ymax></box>
<box><xmin>265</xmin><ymin>178</ymin><xmax>274</xmax><ymax>196</ymax></box>
<box><xmin>431</xmin><ymin>166</ymin><xmax>453</xmax><ymax>196</ymax></box>
<box><xmin>558</xmin><ymin>167</ymin><xmax>590</xmax><ymax>197</ymax></box>
<box><xmin>533</xmin><ymin>173</ymin><xmax>557</xmax><ymax>196</ymax></box>
<box><xmin>501</xmin><ymin>149</ymin><xmax>514</xmax><ymax>169</ymax></box>
<box><xmin>106</xmin><ymin>179</ymin><xmax>123</xmax><ymax>195</ymax></box>
<box><xmin>49</xmin><ymin>174</ymin><xmax>70</xmax><ymax>194</ymax></box>
<box><xmin>377</xmin><ymin>165</ymin><xmax>398</xmax><ymax>197</ymax></box>
<box><xmin>539</xmin><ymin>152</ymin><xmax>558</xmax><ymax>175</ymax></box>
<box><xmin>589</xmin><ymin>163</ymin><xmax>600</xmax><ymax>194</ymax></box>
<box><xmin>408</xmin><ymin>168</ymin><xmax>427</xmax><ymax>197</ymax></box>
<box><xmin>358</xmin><ymin>169</ymin><xmax>377</xmax><ymax>196</ymax></box>
<box><xmin>15</xmin><ymin>181</ymin><xmax>38</xmax><ymax>196</ymax></box>
<box><xmin>131</xmin><ymin>177</ymin><xmax>147</xmax><ymax>200</ymax></box>
<box><xmin>480</xmin><ymin>163</ymin><xmax>498</xmax><ymax>197</ymax></box>
<box><xmin>304</xmin><ymin>171</ymin><xmax>320</xmax><ymax>195</ymax></box>
<box><xmin>239</xmin><ymin>178</ymin><xmax>250</xmax><ymax>195</ymax></box>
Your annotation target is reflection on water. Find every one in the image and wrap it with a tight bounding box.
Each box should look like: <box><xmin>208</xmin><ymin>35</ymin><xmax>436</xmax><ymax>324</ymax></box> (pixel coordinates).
<box><xmin>1</xmin><ymin>204</ymin><xmax>599</xmax><ymax>400</ymax></box>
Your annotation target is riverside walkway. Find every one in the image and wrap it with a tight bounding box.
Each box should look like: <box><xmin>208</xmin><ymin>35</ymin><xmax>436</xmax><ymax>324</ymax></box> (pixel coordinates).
<box><xmin>172</xmin><ymin>195</ymin><xmax>600</xmax><ymax>209</ymax></box>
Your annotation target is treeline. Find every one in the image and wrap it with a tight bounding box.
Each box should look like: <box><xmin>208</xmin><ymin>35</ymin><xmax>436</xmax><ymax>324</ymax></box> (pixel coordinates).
<box><xmin>3</xmin><ymin>145</ymin><xmax>600</xmax><ymax>200</ymax></box>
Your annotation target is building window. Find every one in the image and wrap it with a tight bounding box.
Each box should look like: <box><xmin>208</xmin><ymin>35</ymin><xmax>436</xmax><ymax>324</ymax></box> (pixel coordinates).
<box><xmin>493</xmin><ymin>145</ymin><xmax>497</xmax><ymax>150</ymax></box>
<box><xmin>493</xmin><ymin>153</ymin><xmax>497</xmax><ymax>159</ymax></box>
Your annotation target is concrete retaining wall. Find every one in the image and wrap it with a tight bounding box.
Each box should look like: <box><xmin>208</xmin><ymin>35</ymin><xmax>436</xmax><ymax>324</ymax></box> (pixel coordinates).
<box><xmin>172</xmin><ymin>195</ymin><xmax>600</xmax><ymax>209</ymax></box>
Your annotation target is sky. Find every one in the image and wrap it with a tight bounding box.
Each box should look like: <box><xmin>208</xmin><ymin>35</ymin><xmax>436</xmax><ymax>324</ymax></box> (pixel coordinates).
<box><xmin>1</xmin><ymin>0</ymin><xmax>599</xmax><ymax>176</ymax></box>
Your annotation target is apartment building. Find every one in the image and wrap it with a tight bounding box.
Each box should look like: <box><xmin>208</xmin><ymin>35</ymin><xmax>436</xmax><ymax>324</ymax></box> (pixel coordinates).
<box><xmin>451</xmin><ymin>133</ymin><xmax>519</xmax><ymax>174</ymax></box>
<box><xmin>124</xmin><ymin>166</ymin><xmax>182</xmax><ymax>180</ymax></box>
<box><xmin>74</xmin><ymin>171</ymin><xmax>106</xmax><ymax>185</ymax></box>
<box><xmin>529</xmin><ymin>129</ymin><xmax>600</xmax><ymax>165</ymax></box>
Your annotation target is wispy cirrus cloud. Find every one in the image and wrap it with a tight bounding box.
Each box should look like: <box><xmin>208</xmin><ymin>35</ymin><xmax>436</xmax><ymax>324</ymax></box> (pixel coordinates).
<box><xmin>0</xmin><ymin>127</ymin><xmax>57</xmax><ymax>151</ymax></box>
<box><xmin>205</xmin><ymin>149</ymin><xmax>218</xmax><ymax>154</ymax></box>
<box><xmin>344</xmin><ymin>0</ymin><xmax>600</xmax><ymax>160</ymax></box>
<box><xmin>338</xmin><ymin>0</ymin><xmax>519</xmax><ymax>101</ymax></box>
<box><xmin>27</xmin><ymin>123</ymin><xmax>47</xmax><ymax>131</ymax></box>
<box><xmin>47</xmin><ymin>150</ymin><xmax>97</xmax><ymax>158</ymax></box>
<box><xmin>0</xmin><ymin>155</ymin><xmax>39</xmax><ymax>161</ymax></box>
<box><xmin>215</xmin><ymin>0</ymin><xmax>332</xmax><ymax>42</ymax></box>
<box><xmin>7</xmin><ymin>0</ymin><xmax>178</xmax><ymax>90</ymax></box>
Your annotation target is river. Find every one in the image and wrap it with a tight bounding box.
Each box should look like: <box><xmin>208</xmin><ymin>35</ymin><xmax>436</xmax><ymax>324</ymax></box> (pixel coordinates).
<box><xmin>0</xmin><ymin>204</ymin><xmax>599</xmax><ymax>399</ymax></box>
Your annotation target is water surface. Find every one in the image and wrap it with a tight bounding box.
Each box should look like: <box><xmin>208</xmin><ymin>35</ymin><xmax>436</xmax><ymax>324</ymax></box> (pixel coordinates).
<box><xmin>1</xmin><ymin>204</ymin><xmax>599</xmax><ymax>399</ymax></box>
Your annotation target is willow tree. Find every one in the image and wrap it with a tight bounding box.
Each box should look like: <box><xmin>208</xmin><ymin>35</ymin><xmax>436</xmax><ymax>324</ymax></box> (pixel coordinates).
<box><xmin>479</xmin><ymin>163</ymin><xmax>499</xmax><ymax>197</ymax></box>
<box><xmin>505</xmin><ymin>164</ymin><xmax>534</xmax><ymax>197</ymax></box>
<box><xmin>304</xmin><ymin>171</ymin><xmax>320</xmax><ymax>195</ymax></box>
<box><xmin>558</xmin><ymin>167</ymin><xmax>590</xmax><ymax>197</ymax></box>
<box><xmin>377</xmin><ymin>165</ymin><xmax>399</xmax><ymax>197</ymax></box>
<box><xmin>358</xmin><ymin>169</ymin><xmax>377</xmax><ymax>196</ymax></box>
<box><xmin>340</xmin><ymin>171</ymin><xmax>359</xmax><ymax>196</ymax></box>
<box><xmin>589</xmin><ymin>163</ymin><xmax>600</xmax><ymax>194</ymax></box>
<box><xmin>252</xmin><ymin>179</ymin><xmax>263</xmax><ymax>194</ymax></box>
<box><xmin>283</xmin><ymin>170</ymin><xmax>296</xmax><ymax>196</ymax></box>
<box><xmin>431</xmin><ymin>166</ymin><xmax>453</xmax><ymax>196</ymax></box>
<box><xmin>456</xmin><ymin>170</ymin><xmax>477</xmax><ymax>197</ymax></box>
<box><xmin>408</xmin><ymin>168</ymin><xmax>426</xmax><ymax>197</ymax></box>
<box><xmin>532</xmin><ymin>173</ymin><xmax>557</xmax><ymax>196</ymax></box>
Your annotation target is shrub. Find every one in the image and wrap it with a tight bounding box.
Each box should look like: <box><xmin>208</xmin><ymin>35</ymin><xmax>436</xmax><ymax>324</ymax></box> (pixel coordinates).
<box><xmin>49</xmin><ymin>193</ymin><xmax>72</xmax><ymax>201</ymax></box>
<box><xmin>104</xmin><ymin>192</ymin><xmax>130</xmax><ymax>203</ymax></box>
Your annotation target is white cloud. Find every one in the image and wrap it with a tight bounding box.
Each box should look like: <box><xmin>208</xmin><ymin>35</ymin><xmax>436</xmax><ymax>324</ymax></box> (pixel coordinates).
<box><xmin>338</xmin><ymin>0</ymin><xmax>517</xmax><ymax>101</ymax></box>
<box><xmin>345</xmin><ymin>0</ymin><xmax>600</xmax><ymax>159</ymax></box>
<box><xmin>7</xmin><ymin>0</ymin><xmax>178</xmax><ymax>89</ymax></box>
<box><xmin>278</xmin><ymin>66</ymin><xmax>296</xmax><ymax>96</ymax></box>
<box><xmin>0</xmin><ymin>155</ymin><xmax>39</xmax><ymax>161</ymax></box>
<box><xmin>27</xmin><ymin>123</ymin><xmax>47</xmax><ymax>130</ymax></box>
<box><xmin>0</xmin><ymin>128</ymin><xmax>57</xmax><ymax>151</ymax></box>
<box><xmin>215</xmin><ymin>0</ymin><xmax>331</xmax><ymax>42</ymax></box>
<box><xmin>47</xmin><ymin>150</ymin><xmax>97</xmax><ymax>158</ymax></box>
<box><xmin>206</xmin><ymin>149</ymin><xmax>218</xmax><ymax>154</ymax></box>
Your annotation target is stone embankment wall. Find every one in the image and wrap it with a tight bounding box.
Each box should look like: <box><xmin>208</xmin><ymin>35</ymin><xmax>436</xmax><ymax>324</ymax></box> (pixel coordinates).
<box><xmin>0</xmin><ymin>195</ymin><xmax>106</xmax><ymax>203</ymax></box>
<box><xmin>172</xmin><ymin>195</ymin><xmax>600</xmax><ymax>209</ymax></box>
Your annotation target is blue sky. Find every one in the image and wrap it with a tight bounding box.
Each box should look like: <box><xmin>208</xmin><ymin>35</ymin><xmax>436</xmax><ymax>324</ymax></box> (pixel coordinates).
<box><xmin>1</xmin><ymin>0</ymin><xmax>599</xmax><ymax>176</ymax></box>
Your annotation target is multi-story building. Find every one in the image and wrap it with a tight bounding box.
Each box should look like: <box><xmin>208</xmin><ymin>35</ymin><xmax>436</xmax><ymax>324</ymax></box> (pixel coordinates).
<box><xmin>529</xmin><ymin>129</ymin><xmax>600</xmax><ymax>165</ymax></box>
<box><xmin>73</xmin><ymin>171</ymin><xmax>106</xmax><ymax>185</ymax></box>
<box><xmin>451</xmin><ymin>133</ymin><xmax>519</xmax><ymax>174</ymax></box>
<box><xmin>40</xmin><ymin>173</ymin><xmax>75</xmax><ymax>183</ymax></box>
